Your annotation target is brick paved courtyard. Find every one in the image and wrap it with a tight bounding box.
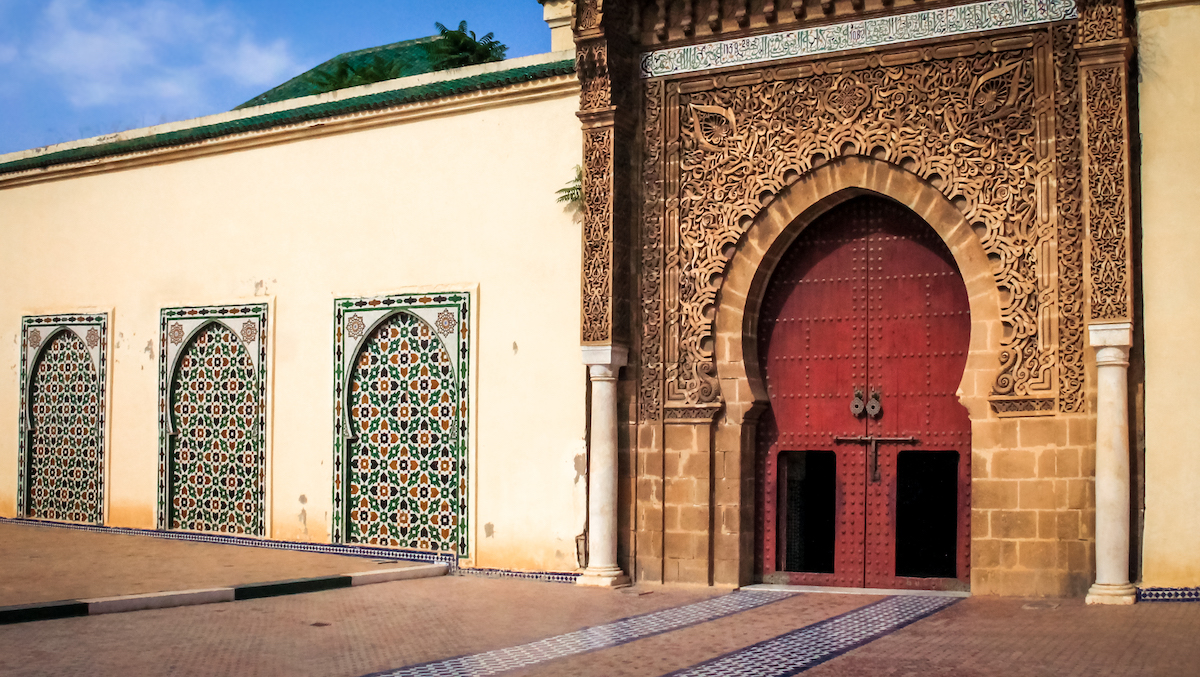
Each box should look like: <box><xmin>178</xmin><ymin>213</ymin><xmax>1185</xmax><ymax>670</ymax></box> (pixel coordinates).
<box><xmin>1</xmin><ymin>521</ymin><xmax>1197</xmax><ymax>676</ymax></box>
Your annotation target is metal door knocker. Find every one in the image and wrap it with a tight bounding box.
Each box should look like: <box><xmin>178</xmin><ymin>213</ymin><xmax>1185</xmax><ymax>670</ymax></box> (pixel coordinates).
<box><xmin>865</xmin><ymin>388</ymin><xmax>882</xmax><ymax>418</ymax></box>
<box><xmin>850</xmin><ymin>388</ymin><xmax>866</xmax><ymax>417</ymax></box>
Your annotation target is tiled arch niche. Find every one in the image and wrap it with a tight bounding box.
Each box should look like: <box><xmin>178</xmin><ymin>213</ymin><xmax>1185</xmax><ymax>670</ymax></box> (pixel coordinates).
<box><xmin>157</xmin><ymin>304</ymin><xmax>269</xmax><ymax>534</ymax></box>
<box><xmin>18</xmin><ymin>313</ymin><xmax>110</xmax><ymax>524</ymax></box>
<box><xmin>332</xmin><ymin>292</ymin><xmax>471</xmax><ymax>557</ymax></box>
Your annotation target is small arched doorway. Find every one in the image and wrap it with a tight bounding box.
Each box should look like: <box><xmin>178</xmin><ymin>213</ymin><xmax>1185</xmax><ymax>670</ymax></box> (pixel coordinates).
<box><xmin>756</xmin><ymin>195</ymin><xmax>971</xmax><ymax>590</ymax></box>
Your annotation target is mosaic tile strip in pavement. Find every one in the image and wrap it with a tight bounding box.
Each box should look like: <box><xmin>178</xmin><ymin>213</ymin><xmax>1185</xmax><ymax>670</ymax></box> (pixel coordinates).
<box><xmin>666</xmin><ymin>595</ymin><xmax>960</xmax><ymax>677</ymax></box>
<box><xmin>367</xmin><ymin>590</ymin><xmax>795</xmax><ymax>677</ymax></box>
<box><xmin>456</xmin><ymin>567</ymin><xmax>580</xmax><ymax>584</ymax></box>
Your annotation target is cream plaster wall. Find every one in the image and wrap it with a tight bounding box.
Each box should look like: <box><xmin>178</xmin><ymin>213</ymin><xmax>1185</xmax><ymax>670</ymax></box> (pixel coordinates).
<box><xmin>0</xmin><ymin>88</ymin><xmax>588</xmax><ymax>573</ymax></box>
<box><xmin>1137</xmin><ymin>1</ymin><xmax>1200</xmax><ymax>587</ymax></box>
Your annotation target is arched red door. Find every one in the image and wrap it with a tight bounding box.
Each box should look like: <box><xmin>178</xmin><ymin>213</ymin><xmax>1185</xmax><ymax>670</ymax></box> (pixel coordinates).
<box><xmin>756</xmin><ymin>195</ymin><xmax>971</xmax><ymax>590</ymax></box>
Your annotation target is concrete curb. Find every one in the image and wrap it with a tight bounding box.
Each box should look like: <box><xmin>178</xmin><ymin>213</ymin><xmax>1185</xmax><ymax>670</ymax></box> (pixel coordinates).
<box><xmin>0</xmin><ymin>562</ymin><xmax>448</xmax><ymax>625</ymax></box>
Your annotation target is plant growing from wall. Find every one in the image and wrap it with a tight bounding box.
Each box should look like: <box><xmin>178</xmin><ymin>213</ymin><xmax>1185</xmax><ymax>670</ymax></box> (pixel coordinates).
<box><xmin>557</xmin><ymin>165</ymin><xmax>583</xmax><ymax>208</ymax></box>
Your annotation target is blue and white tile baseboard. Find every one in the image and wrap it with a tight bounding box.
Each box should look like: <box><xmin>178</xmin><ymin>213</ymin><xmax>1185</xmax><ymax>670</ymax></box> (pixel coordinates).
<box><xmin>1</xmin><ymin>516</ymin><xmax>454</xmax><ymax>567</ymax></box>
<box><xmin>12</xmin><ymin>519</ymin><xmax>1193</xmax><ymax>598</ymax></box>
<box><xmin>456</xmin><ymin>567</ymin><xmax>581</xmax><ymax>584</ymax></box>
<box><xmin>1137</xmin><ymin>587</ymin><xmax>1200</xmax><ymax>602</ymax></box>
<box><xmin>1</xmin><ymin>517</ymin><xmax>587</xmax><ymax>583</ymax></box>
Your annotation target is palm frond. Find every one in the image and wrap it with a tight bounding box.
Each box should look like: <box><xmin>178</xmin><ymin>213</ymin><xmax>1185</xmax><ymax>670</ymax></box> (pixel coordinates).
<box><xmin>427</xmin><ymin>20</ymin><xmax>507</xmax><ymax>71</ymax></box>
<box><xmin>556</xmin><ymin>165</ymin><xmax>583</xmax><ymax>205</ymax></box>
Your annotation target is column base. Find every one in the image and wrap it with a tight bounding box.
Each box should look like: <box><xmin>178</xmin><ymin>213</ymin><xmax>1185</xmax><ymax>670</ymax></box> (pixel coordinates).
<box><xmin>576</xmin><ymin>566</ymin><xmax>631</xmax><ymax>588</ymax></box>
<box><xmin>1086</xmin><ymin>583</ymin><xmax>1138</xmax><ymax>605</ymax></box>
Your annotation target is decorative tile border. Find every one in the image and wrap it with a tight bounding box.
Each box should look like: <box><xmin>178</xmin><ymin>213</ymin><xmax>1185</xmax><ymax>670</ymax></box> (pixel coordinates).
<box><xmin>332</xmin><ymin>292</ymin><xmax>471</xmax><ymax>555</ymax></box>
<box><xmin>17</xmin><ymin>313</ymin><xmax>109</xmax><ymax>523</ymax></box>
<box><xmin>456</xmin><ymin>567</ymin><xmax>581</xmax><ymax>584</ymax></box>
<box><xmin>666</xmin><ymin>595</ymin><xmax>960</xmax><ymax>676</ymax></box>
<box><xmin>1138</xmin><ymin>587</ymin><xmax>1200</xmax><ymax>602</ymax></box>
<box><xmin>639</xmin><ymin>0</ymin><xmax>1077</xmax><ymax>78</ymax></box>
<box><xmin>366</xmin><ymin>590</ymin><xmax>795</xmax><ymax>677</ymax></box>
<box><xmin>0</xmin><ymin>517</ymin><xmax>588</xmax><ymax>582</ymax></box>
<box><xmin>0</xmin><ymin>516</ymin><xmax>456</xmax><ymax>567</ymax></box>
<box><xmin>157</xmin><ymin>304</ymin><xmax>269</xmax><ymax>532</ymax></box>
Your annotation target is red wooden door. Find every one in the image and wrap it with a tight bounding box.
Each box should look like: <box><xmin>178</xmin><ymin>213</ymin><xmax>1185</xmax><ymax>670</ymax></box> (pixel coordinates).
<box><xmin>757</xmin><ymin>196</ymin><xmax>971</xmax><ymax>590</ymax></box>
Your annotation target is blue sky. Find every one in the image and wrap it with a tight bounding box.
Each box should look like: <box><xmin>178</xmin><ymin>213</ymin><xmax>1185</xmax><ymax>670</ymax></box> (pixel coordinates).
<box><xmin>0</xmin><ymin>1</ymin><xmax>552</xmax><ymax>155</ymax></box>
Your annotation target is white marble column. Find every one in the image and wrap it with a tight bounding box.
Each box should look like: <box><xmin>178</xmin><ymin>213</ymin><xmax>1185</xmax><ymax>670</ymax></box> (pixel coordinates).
<box><xmin>578</xmin><ymin>345</ymin><xmax>630</xmax><ymax>588</ymax></box>
<box><xmin>1086</xmin><ymin>323</ymin><xmax>1137</xmax><ymax>605</ymax></box>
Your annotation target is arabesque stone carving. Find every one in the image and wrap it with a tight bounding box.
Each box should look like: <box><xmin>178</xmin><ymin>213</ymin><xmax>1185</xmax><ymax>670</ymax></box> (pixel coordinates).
<box><xmin>1054</xmin><ymin>24</ymin><xmax>1086</xmax><ymax>413</ymax></box>
<box><xmin>644</xmin><ymin>33</ymin><xmax>1076</xmax><ymax>410</ymax></box>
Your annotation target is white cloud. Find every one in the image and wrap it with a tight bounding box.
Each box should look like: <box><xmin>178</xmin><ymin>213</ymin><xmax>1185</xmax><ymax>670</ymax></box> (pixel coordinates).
<box><xmin>29</xmin><ymin>0</ymin><xmax>302</xmax><ymax>112</ymax></box>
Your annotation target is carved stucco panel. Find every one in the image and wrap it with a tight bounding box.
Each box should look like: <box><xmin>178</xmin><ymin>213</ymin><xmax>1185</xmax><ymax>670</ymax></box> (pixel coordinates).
<box><xmin>641</xmin><ymin>79</ymin><xmax>666</xmax><ymax>419</ymax></box>
<box><xmin>583</xmin><ymin>126</ymin><xmax>616</xmax><ymax>343</ymax></box>
<box><xmin>1054</xmin><ymin>23</ymin><xmax>1086</xmax><ymax>412</ymax></box>
<box><xmin>1082</xmin><ymin>64</ymin><xmax>1130</xmax><ymax>322</ymax></box>
<box><xmin>638</xmin><ymin>29</ymin><xmax>1087</xmax><ymax>415</ymax></box>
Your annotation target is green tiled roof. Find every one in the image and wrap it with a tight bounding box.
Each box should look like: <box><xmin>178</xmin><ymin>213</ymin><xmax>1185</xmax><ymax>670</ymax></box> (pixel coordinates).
<box><xmin>235</xmin><ymin>36</ymin><xmax>440</xmax><ymax>110</ymax></box>
<box><xmin>0</xmin><ymin>59</ymin><xmax>575</xmax><ymax>178</ymax></box>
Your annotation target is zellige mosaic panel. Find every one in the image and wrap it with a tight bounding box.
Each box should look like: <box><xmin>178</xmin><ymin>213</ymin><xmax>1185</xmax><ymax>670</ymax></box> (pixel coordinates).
<box><xmin>158</xmin><ymin>304</ymin><xmax>268</xmax><ymax>534</ymax></box>
<box><xmin>333</xmin><ymin>293</ymin><xmax>470</xmax><ymax>556</ymax></box>
<box><xmin>18</xmin><ymin>314</ymin><xmax>108</xmax><ymax>524</ymax></box>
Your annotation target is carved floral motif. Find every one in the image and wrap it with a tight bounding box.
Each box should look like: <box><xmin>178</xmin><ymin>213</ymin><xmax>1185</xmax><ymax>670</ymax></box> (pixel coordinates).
<box><xmin>1078</xmin><ymin>0</ymin><xmax>1124</xmax><ymax>44</ymax></box>
<box><xmin>1084</xmin><ymin>64</ymin><xmax>1130</xmax><ymax>322</ymax></box>
<box><xmin>640</xmin><ymin>79</ymin><xmax>665</xmax><ymax>419</ymax></box>
<box><xmin>659</xmin><ymin>44</ymin><xmax>1055</xmax><ymax>404</ymax></box>
<box><xmin>582</xmin><ymin>127</ymin><xmax>616</xmax><ymax>343</ymax></box>
<box><xmin>576</xmin><ymin>5</ymin><xmax>636</xmax><ymax>346</ymax></box>
<box><xmin>1055</xmin><ymin>24</ymin><xmax>1086</xmax><ymax>412</ymax></box>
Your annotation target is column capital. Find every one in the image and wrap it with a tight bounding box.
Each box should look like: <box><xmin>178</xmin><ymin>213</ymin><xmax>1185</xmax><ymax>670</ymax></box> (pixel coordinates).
<box><xmin>582</xmin><ymin>344</ymin><xmax>628</xmax><ymax>368</ymax></box>
<box><xmin>1088</xmin><ymin>322</ymin><xmax>1133</xmax><ymax>349</ymax></box>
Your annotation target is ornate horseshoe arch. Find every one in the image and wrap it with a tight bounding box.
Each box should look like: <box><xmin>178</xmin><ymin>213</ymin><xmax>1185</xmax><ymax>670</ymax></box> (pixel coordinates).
<box><xmin>714</xmin><ymin>157</ymin><xmax>1003</xmax><ymax>421</ymax></box>
<box><xmin>638</xmin><ymin>24</ymin><xmax>1085</xmax><ymax>423</ymax></box>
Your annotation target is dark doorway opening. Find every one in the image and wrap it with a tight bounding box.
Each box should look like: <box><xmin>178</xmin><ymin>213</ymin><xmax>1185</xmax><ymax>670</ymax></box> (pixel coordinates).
<box><xmin>895</xmin><ymin>450</ymin><xmax>959</xmax><ymax>578</ymax></box>
<box><xmin>778</xmin><ymin>451</ymin><xmax>836</xmax><ymax>574</ymax></box>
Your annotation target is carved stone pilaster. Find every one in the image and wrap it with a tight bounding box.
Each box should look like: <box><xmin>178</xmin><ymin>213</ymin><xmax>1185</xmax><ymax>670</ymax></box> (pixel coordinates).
<box><xmin>576</xmin><ymin>0</ymin><xmax>636</xmax><ymax>347</ymax></box>
<box><xmin>1078</xmin><ymin>0</ymin><xmax>1135</xmax><ymax>323</ymax></box>
<box><xmin>1077</xmin><ymin>0</ymin><xmax>1137</xmax><ymax>604</ymax></box>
